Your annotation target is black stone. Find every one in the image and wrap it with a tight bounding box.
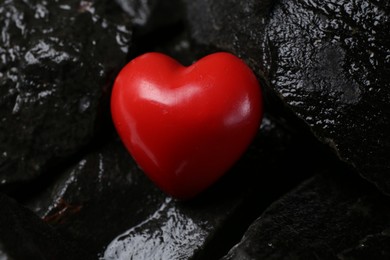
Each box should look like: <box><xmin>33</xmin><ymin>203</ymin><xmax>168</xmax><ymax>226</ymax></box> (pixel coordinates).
<box><xmin>222</xmin><ymin>167</ymin><xmax>390</xmax><ymax>260</ymax></box>
<box><xmin>185</xmin><ymin>0</ymin><xmax>390</xmax><ymax>195</ymax></box>
<box><xmin>144</xmin><ymin>24</ymin><xmax>216</xmax><ymax>68</ymax></box>
<box><xmin>184</xmin><ymin>0</ymin><xmax>272</xmax><ymax>73</ymax></box>
<box><xmin>0</xmin><ymin>0</ymin><xmax>131</xmax><ymax>185</ymax></box>
<box><xmin>29</xmin><ymin>114</ymin><xmax>319</xmax><ymax>258</ymax></box>
<box><xmin>0</xmin><ymin>193</ymin><xmax>91</xmax><ymax>259</ymax></box>
<box><xmin>263</xmin><ymin>0</ymin><xmax>390</xmax><ymax>195</ymax></box>
<box><xmin>30</xmin><ymin>137</ymin><xmax>167</xmax><ymax>256</ymax></box>
<box><xmin>3</xmin><ymin>1</ymin><xmax>388</xmax><ymax>259</ymax></box>
<box><xmin>115</xmin><ymin>0</ymin><xmax>184</xmax><ymax>34</ymax></box>
<box><xmin>339</xmin><ymin>231</ymin><xmax>390</xmax><ymax>260</ymax></box>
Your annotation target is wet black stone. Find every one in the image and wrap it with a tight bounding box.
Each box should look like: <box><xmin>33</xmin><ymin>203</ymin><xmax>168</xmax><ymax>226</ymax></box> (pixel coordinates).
<box><xmin>29</xmin><ymin>114</ymin><xmax>320</xmax><ymax>258</ymax></box>
<box><xmin>0</xmin><ymin>0</ymin><xmax>131</xmax><ymax>185</ymax></box>
<box><xmin>0</xmin><ymin>192</ymin><xmax>91</xmax><ymax>259</ymax></box>
<box><xmin>184</xmin><ymin>0</ymin><xmax>273</xmax><ymax>78</ymax></box>
<box><xmin>185</xmin><ymin>0</ymin><xmax>390</xmax><ymax>195</ymax></box>
<box><xmin>115</xmin><ymin>0</ymin><xmax>184</xmax><ymax>34</ymax></box>
<box><xmin>3</xmin><ymin>1</ymin><xmax>388</xmax><ymax>259</ymax></box>
<box><xmin>30</xmin><ymin>138</ymin><xmax>166</xmax><ymax>256</ymax></box>
<box><xmin>263</xmin><ymin>0</ymin><xmax>390</xmax><ymax>195</ymax></box>
<box><xmin>144</xmin><ymin>24</ymin><xmax>215</xmax><ymax>67</ymax></box>
<box><xmin>222</xmin><ymin>167</ymin><xmax>390</xmax><ymax>260</ymax></box>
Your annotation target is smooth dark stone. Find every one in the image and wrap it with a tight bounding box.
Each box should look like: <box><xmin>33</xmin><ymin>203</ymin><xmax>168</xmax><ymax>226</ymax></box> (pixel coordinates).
<box><xmin>339</xmin><ymin>231</ymin><xmax>390</xmax><ymax>260</ymax></box>
<box><xmin>0</xmin><ymin>193</ymin><xmax>91</xmax><ymax>260</ymax></box>
<box><xmin>222</xmin><ymin>168</ymin><xmax>390</xmax><ymax>260</ymax></box>
<box><xmin>29</xmin><ymin>114</ymin><xmax>320</xmax><ymax>258</ymax></box>
<box><xmin>145</xmin><ymin>27</ymin><xmax>198</xmax><ymax>66</ymax></box>
<box><xmin>30</xmin><ymin>138</ymin><xmax>166</xmax><ymax>256</ymax></box>
<box><xmin>115</xmin><ymin>0</ymin><xmax>184</xmax><ymax>34</ymax></box>
<box><xmin>0</xmin><ymin>0</ymin><xmax>131</xmax><ymax>186</ymax></box>
<box><xmin>263</xmin><ymin>0</ymin><xmax>390</xmax><ymax>195</ymax></box>
<box><xmin>185</xmin><ymin>0</ymin><xmax>390</xmax><ymax>195</ymax></box>
<box><xmin>184</xmin><ymin>0</ymin><xmax>272</xmax><ymax>73</ymax></box>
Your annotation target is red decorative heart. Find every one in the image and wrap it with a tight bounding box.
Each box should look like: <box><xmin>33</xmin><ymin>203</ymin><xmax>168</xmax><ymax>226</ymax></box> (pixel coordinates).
<box><xmin>111</xmin><ymin>52</ymin><xmax>263</xmax><ymax>199</ymax></box>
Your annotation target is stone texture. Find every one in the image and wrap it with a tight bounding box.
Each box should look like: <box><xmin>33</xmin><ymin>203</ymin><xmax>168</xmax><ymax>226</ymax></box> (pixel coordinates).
<box><xmin>29</xmin><ymin>114</ymin><xmax>321</xmax><ymax>258</ymax></box>
<box><xmin>339</xmin><ymin>231</ymin><xmax>390</xmax><ymax>260</ymax></box>
<box><xmin>0</xmin><ymin>192</ymin><xmax>91</xmax><ymax>259</ymax></box>
<box><xmin>263</xmin><ymin>0</ymin><xmax>390</xmax><ymax>195</ymax></box>
<box><xmin>1</xmin><ymin>1</ymin><xmax>388</xmax><ymax>259</ymax></box>
<box><xmin>0</xmin><ymin>0</ymin><xmax>132</xmax><ymax>185</ymax></box>
<box><xmin>185</xmin><ymin>0</ymin><xmax>390</xmax><ymax>195</ymax></box>
<box><xmin>223</xmin><ymin>167</ymin><xmax>390</xmax><ymax>260</ymax></box>
<box><xmin>115</xmin><ymin>0</ymin><xmax>184</xmax><ymax>33</ymax></box>
<box><xmin>30</xmin><ymin>137</ymin><xmax>167</xmax><ymax>256</ymax></box>
<box><xmin>184</xmin><ymin>0</ymin><xmax>272</xmax><ymax>74</ymax></box>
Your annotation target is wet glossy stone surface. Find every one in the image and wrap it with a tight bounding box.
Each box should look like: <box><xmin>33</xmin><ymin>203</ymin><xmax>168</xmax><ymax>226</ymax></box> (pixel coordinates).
<box><xmin>30</xmin><ymin>138</ymin><xmax>168</xmax><ymax>256</ymax></box>
<box><xmin>0</xmin><ymin>192</ymin><xmax>91</xmax><ymax>259</ymax></box>
<box><xmin>1</xmin><ymin>1</ymin><xmax>389</xmax><ymax>259</ymax></box>
<box><xmin>263</xmin><ymin>0</ymin><xmax>390</xmax><ymax>195</ymax></box>
<box><xmin>222</xmin><ymin>167</ymin><xmax>390</xmax><ymax>260</ymax></box>
<box><xmin>185</xmin><ymin>0</ymin><xmax>390</xmax><ymax>195</ymax></box>
<box><xmin>29</xmin><ymin>114</ymin><xmax>319</xmax><ymax>258</ymax></box>
<box><xmin>184</xmin><ymin>0</ymin><xmax>273</xmax><ymax>83</ymax></box>
<box><xmin>0</xmin><ymin>0</ymin><xmax>131</xmax><ymax>185</ymax></box>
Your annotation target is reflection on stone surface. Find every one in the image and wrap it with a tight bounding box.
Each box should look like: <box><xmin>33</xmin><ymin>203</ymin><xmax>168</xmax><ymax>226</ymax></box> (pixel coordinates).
<box><xmin>30</xmin><ymin>139</ymin><xmax>166</xmax><ymax>255</ymax></box>
<box><xmin>115</xmin><ymin>0</ymin><xmax>184</xmax><ymax>32</ymax></box>
<box><xmin>0</xmin><ymin>0</ymin><xmax>132</xmax><ymax>185</ymax></box>
<box><xmin>1</xmin><ymin>0</ymin><xmax>389</xmax><ymax>258</ymax></box>
<box><xmin>185</xmin><ymin>0</ymin><xmax>390</xmax><ymax>195</ymax></box>
<box><xmin>29</xmin><ymin>113</ymin><xmax>317</xmax><ymax>258</ymax></box>
<box><xmin>223</xmin><ymin>166</ymin><xmax>390</xmax><ymax>259</ymax></box>
<box><xmin>263</xmin><ymin>0</ymin><xmax>390</xmax><ymax>194</ymax></box>
<box><xmin>103</xmin><ymin>198</ymin><xmax>209</xmax><ymax>260</ymax></box>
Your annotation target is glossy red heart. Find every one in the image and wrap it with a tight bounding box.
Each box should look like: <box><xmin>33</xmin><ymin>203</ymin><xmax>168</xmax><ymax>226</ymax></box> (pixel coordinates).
<box><xmin>111</xmin><ymin>52</ymin><xmax>263</xmax><ymax>199</ymax></box>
